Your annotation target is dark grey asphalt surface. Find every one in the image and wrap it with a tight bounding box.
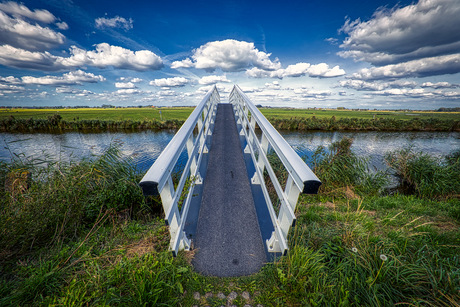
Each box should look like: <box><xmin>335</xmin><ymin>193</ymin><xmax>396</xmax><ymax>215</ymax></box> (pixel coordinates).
<box><xmin>192</xmin><ymin>103</ymin><xmax>267</xmax><ymax>277</ymax></box>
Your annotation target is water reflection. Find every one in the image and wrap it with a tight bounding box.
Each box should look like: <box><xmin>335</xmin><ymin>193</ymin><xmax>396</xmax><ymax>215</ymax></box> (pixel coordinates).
<box><xmin>1</xmin><ymin>131</ymin><xmax>176</xmax><ymax>171</ymax></box>
<box><xmin>283</xmin><ymin>131</ymin><xmax>460</xmax><ymax>170</ymax></box>
<box><xmin>1</xmin><ymin>131</ymin><xmax>458</xmax><ymax>172</ymax></box>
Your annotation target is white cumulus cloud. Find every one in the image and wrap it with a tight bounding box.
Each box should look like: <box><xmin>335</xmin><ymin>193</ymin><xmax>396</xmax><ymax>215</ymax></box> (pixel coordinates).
<box><xmin>115</xmin><ymin>82</ymin><xmax>135</xmax><ymax>89</ymax></box>
<box><xmin>0</xmin><ymin>43</ymin><xmax>163</xmax><ymax>71</ymax></box>
<box><xmin>21</xmin><ymin>70</ymin><xmax>105</xmax><ymax>85</ymax></box>
<box><xmin>196</xmin><ymin>83</ymin><xmax>230</xmax><ymax>94</ymax></box>
<box><xmin>198</xmin><ymin>75</ymin><xmax>231</xmax><ymax>85</ymax></box>
<box><xmin>265</xmin><ymin>81</ymin><xmax>281</xmax><ymax>90</ymax></box>
<box><xmin>0</xmin><ymin>76</ymin><xmax>21</xmax><ymax>84</ymax></box>
<box><xmin>0</xmin><ymin>45</ymin><xmax>66</xmax><ymax>70</ymax></box>
<box><xmin>339</xmin><ymin>79</ymin><xmax>460</xmax><ymax>100</ymax></box>
<box><xmin>56</xmin><ymin>87</ymin><xmax>94</xmax><ymax>96</ymax></box>
<box><xmin>281</xmin><ymin>63</ymin><xmax>312</xmax><ymax>77</ymax></box>
<box><xmin>56</xmin><ymin>21</ymin><xmax>68</xmax><ymax>30</ymax></box>
<box><xmin>339</xmin><ymin>0</ymin><xmax>460</xmax><ymax>79</ymax></box>
<box><xmin>350</xmin><ymin>53</ymin><xmax>460</xmax><ymax>80</ymax></box>
<box><xmin>246</xmin><ymin>62</ymin><xmax>345</xmax><ymax>79</ymax></box>
<box><xmin>0</xmin><ymin>83</ymin><xmax>24</xmax><ymax>93</ymax></box>
<box><xmin>307</xmin><ymin>63</ymin><xmax>346</xmax><ymax>78</ymax></box>
<box><xmin>171</xmin><ymin>58</ymin><xmax>194</xmax><ymax>69</ymax></box>
<box><xmin>339</xmin><ymin>0</ymin><xmax>460</xmax><ymax>65</ymax></box>
<box><xmin>65</xmin><ymin>43</ymin><xmax>163</xmax><ymax>71</ymax></box>
<box><xmin>371</xmin><ymin>88</ymin><xmax>442</xmax><ymax>99</ymax></box>
<box><xmin>340</xmin><ymin>79</ymin><xmax>418</xmax><ymax>91</ymax></box>
<box><xmin>95</xmin><ymin>15</ymin><xmax>133</xmax><ymax>30</ymax></box>
<box><xmin>172</xmin><ymin>39</ymin><xmax>281</xmax><ymax>72</ymax></box>
<box><xmin>115</xmin><ymin>88</ymin><xmax>142</xmax><ymax>95</ymax></box>
<box><xmin>149</xmin><ymin>77</ymin><xmax>189</xmax><ymax>87</ymax></box>
<box><xmin>421</xmin><ymin>81</ymin><xmax>458</xmax><ymax>89</ymax></box>
<box><xmin>0</xmin><ymin>1</ymin><xmax>55</xmax><ymax>23</ymax></box>
<box><xmin>171</xmin><ymin>39</ymin><xmax>344</xmax><ymax>80</ymax></box>
<box><xmin>0</xmin><ymin>10</ymin><xmax>65</xmax><ymax>51</ymax></box>
<box><xmin>245</xmin><ymin>67</ymin><xmax>272</xmax><ymax>78</ymax></box>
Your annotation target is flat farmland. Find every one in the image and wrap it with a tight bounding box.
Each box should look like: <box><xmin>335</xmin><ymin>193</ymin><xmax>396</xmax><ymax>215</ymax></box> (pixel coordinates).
<box><xmin>259</xmin><ymin>108</ymin><xmax>460</xmax><ymax>121</ymax></box>
<box><xmin>1</xmin><ymin>107</ymin><xmax>458</xmax><ymax>121</ymax></box>
<box><xmin>0</xmin><ymin>107</ymin><xmax>194</xmax><ymax>121</ymax></box>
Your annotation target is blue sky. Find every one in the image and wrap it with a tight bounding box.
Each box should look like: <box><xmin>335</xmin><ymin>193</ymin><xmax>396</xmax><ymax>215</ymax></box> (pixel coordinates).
<box><xmin>0</xmin><ymin>0</ymin><xmax>459</xmax><ymax>109</ymax></box>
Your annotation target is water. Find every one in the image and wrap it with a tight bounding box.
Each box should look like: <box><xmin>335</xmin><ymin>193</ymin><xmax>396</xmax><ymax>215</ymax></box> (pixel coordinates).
<box><xmin>0</xmin><ymin>131</ymin><xmax>176</xmax><ymax>171</ymax></box>
<box><xmin>282</xmin><ymin>131</ymin><xmax>460</xmax><ymax>170</ymax></box>
<box><xmin>1</xmin><ymin>131</ymin><xmax>459</xmax><ymax>172</ymax></box>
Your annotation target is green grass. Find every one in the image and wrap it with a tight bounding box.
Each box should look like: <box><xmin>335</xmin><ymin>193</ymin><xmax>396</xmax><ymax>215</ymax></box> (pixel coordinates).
<box><xmin>1</xmin><ymin>140</ymin><xmax>459</xmax><ymax>306</ymax></box>
<box><xmin>1</xmin><ymin>107</ymin><xmax>458</xmax><ymax>132</ymax></box>
<box><xmin>0</xmin><ymin>107</ymin><xmax>194</xmax><ymax>121</ymax></box>
<box><xmin>260</xmin><ymin>108</ymin><xmax>460</xmax><ymax>121</ymax></box>
<box><xmin>2</xmin><ymin>107</ymin><xmax>458</xmax><ymax>121</ymax></box>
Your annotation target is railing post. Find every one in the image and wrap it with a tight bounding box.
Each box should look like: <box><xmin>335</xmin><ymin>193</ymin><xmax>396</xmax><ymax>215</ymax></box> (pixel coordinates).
<box><xmin>140</xmin><ymin>86</ymin><xmax>220</xmax><ymax>256</ymax></box>
<box><xmin>229</xmin><ymin>85</ymin><xmax>321</xmax><ymax>255</ymax></box>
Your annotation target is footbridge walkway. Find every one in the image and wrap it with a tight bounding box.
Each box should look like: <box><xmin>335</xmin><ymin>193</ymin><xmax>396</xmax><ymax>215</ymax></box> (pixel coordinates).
<box><xmin>139</xmin><ymin>85</ymin><xmax>321</xmax><ymax>277</ymax></box>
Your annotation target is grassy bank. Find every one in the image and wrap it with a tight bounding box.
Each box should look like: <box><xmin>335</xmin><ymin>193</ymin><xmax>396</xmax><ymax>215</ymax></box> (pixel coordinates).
<box><xmin>0</xmin><ymin>113</ymin><xmax>184</xmax><ymax>132</ymax></box>
<box><xmin>0</xmin><ymin>141</ymin><xmax>459</xmax><ymax>306</ymax></box>
<box><xmin>1</xmin><ymin>107</ymin><xmax>459</xmax><ymax>132</ymax></box>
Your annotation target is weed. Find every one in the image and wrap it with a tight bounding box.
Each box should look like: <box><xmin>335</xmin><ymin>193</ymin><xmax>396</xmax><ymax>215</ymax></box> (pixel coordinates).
<box><xmin>385</xmin><ymin>147</ymin><xmax>460</xmax><ymax>198</ymax></box>
<box><xmin>0</xmin><ymin>141</ymin><xmax>152</xmax><ymax>259</ymax></box>
<box><xmin>312</xmin><ymin>137</ymin><xmax>388</xmax><ymax>196</ymax></box>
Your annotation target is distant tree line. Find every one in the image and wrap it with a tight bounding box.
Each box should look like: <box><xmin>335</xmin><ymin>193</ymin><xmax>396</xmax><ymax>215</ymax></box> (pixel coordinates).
<box><xmin>437</xmin><ymin>107</ymin><xmax>460</xmax><ymax>112</ymax></box>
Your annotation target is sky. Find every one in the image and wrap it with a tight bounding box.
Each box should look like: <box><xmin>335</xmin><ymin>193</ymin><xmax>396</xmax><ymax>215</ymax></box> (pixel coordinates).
<box><xmin>0</xmin><ymin>0</ymin><xmax>459</xmax><ymax>109</ymax></box>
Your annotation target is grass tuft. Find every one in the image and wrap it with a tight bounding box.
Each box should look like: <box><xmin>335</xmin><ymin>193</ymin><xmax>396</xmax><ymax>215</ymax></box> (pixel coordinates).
<box><xmin>0</xmin><ymin>141</ymin><xmax>155</xmax><ymax>260</ymax></box>
<box><xmin>312</xmin><ymin>137</ymin><xmax>388</xmax><ymax>197</ymax></box>
<box><xmin>385</xmin><ymin>148</ymin><xmax>460</xmax><ymax>198</ymax></box>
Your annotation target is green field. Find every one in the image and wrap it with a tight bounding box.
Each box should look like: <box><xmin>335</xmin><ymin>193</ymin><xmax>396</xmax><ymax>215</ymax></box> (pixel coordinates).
<box><xmin>1</xmin><ymin>107</ymin><xmax>459</xmax><ymax>132</ymax></box>
<box><xmin>260</xmin><ymin>108</ymin><xmax>460</xmax><ymax>121</ymax></box>
<box><xmin>0</xmin><ymin>107</ymin><xmax>194</xmax><ymax>121</ymax></box>
<box><xmin>1</xmin><ymin>107</ymin><xmax>459</xmax><ymax>121</ymax></box>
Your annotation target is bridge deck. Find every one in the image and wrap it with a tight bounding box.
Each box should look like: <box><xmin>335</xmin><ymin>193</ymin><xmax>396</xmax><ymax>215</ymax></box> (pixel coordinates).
<box><xmin>192</xmin><ymin>103</ymin><xmax>266</xmax><ymax>277</ymax></box>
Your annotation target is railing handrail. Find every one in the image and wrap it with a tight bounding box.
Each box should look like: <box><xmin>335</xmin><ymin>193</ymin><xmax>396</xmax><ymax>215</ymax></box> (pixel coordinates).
<box><xmin>230</xmin><ymin>85</ymin><xmax>321</xmax><ymax>194</ymax></box>
<box><xmin>230</xmin><ymin>85</ymin><xmax>321</xmax><ymax>254</ymax></box>
<box><xmin>139</xmin><ymin>85</ymin><xmax>219</xmax><ymax>255</ymax></box>
<box><xmin>140</xmin><ymin>86</ymin><xmax>218</xmax><ymax>195</ymax></box>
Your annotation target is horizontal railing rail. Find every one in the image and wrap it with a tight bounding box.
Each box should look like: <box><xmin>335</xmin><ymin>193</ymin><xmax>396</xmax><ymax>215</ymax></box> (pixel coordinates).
<box><xmin>140</xmin><ymin>85</ymin><xmax>219</xmax><ymax>255</ymax></box>
<box><xmin>229</xmin><ymin>85</ymin><xmax>321</xmax><ymax>255</ymax></box>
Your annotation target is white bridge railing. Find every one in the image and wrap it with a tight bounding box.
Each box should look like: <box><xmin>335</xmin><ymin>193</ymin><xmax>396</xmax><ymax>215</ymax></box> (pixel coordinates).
<box><xmin>139</xmin><ymin>86</ymin><xmax>219</xmax><ymax>256</ymax></box>
<box><xmin>230</xmin><ymin>85</ymin><xmax>321</xmax><ymax>255</ymax></box>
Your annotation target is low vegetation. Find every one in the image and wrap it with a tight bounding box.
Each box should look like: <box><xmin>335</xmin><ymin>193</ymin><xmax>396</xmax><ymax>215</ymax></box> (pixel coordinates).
<box><xmin>0</xmin><ymin>140</ymin><xmax>459</xmax><ymax>306</ymax></box>
<box><xmin>1</xmin><ymin>107</ymin><xmax>459</xmax><ymax>132</ymax></box>
<box><xmin>0</xmin><ymin>113</ymin><xmax>184</xmax><ymax>132</ymax></box>
<box><xmin>0</xmin><ymin>107</ymin><xmax>193</xmax><ymax>121</ymax></box>
<box><xmin>269</xmin><ymin>116</ymin><xmax>459</xmax><ymax>131</ymax></box>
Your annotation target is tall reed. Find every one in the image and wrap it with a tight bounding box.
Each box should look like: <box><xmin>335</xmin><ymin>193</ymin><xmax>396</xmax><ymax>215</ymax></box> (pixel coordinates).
<box><xmin>385</xmin><ymin>148</ymin><xmax>460</xmax><ymax>198</ymax></box>
<box><xmin>312</xmin><ymin>137</ymin><xmax>388</xmax><ymax>196</ymax></box>
<box><xmin>0</xmin><ymin>141</ymin><xmax>150</xmax><ymax>259</ymax></box>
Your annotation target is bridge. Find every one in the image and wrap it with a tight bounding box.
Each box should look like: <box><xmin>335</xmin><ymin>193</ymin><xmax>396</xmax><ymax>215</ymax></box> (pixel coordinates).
<box><xmin>139</xmin><ymin>85</ymin><xmax>321</xmax><ymax>277</ymax></box>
